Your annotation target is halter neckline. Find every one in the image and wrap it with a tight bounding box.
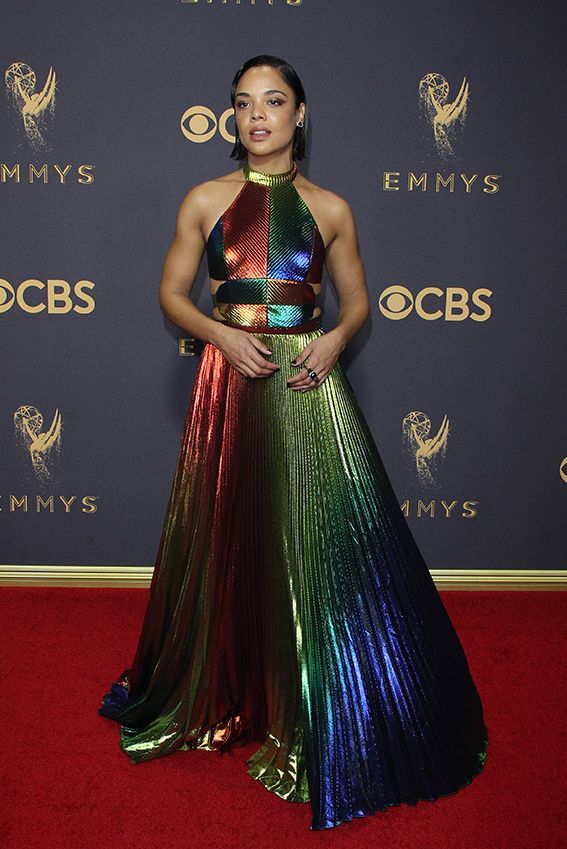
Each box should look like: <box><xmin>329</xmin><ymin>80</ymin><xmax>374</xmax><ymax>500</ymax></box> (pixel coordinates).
<box><xmin>243</xmin><ymin>160</ymin><xmax>298</xmax><ymax>187</ymax></box>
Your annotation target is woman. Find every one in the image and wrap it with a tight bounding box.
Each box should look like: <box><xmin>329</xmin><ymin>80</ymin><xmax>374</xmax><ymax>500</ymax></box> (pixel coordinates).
<box><xmin>99</xmin><ymin>54</ymin><xmax>488</xmax><ymax>831</ymax></box>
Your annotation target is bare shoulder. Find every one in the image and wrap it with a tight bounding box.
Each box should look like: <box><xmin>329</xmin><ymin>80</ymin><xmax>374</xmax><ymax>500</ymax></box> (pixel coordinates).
<box><xmin>295</xmin><ymin>172</ymin><xmax>356</xmax><ymax>247</ymax></box>
<box><xmin>176</xmin><ymin>166</ymin><xmax>246</xmax><ymax>238</ymax></box>
<box><xmin>296</xmin><ymin>172</ymin><xmax>352</xmax><ymax>214</ymax></box>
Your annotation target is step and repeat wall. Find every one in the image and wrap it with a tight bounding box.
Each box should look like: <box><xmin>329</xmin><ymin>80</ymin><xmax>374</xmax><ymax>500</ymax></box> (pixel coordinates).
<box><xmin>1</xmin><ymin>1</ymin><xmax>564</xmax><ymax>571</ymax></box>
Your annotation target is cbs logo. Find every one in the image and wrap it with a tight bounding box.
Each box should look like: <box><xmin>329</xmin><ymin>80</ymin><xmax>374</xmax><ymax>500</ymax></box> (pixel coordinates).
<box><xmin>180</xmin><ymin>106</ymin><xmax>235</xmax><ymax>144</ymax></box>
<box><xmin>0</xmin><ymin>279</ymin><xmax>95</xmax><ymax>314</ymax></box>
<box><xmin>379</xmin><ymin>285</ymin><xmax>492</xmax><ymax>321</ymax></box>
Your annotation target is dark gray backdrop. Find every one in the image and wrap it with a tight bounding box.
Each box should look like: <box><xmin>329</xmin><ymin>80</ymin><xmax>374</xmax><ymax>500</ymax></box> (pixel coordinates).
<box><xmin>1</xmin><ymin>0</ymin><xmax>565</xmax><ymax>570</ymax></box>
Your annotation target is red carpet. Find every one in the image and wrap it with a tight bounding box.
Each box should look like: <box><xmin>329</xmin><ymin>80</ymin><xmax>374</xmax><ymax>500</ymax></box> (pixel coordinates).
<box><xmin>1</xmin><ymin>587</ymin><xmax>564</xmax><ymax>849</ymax></box>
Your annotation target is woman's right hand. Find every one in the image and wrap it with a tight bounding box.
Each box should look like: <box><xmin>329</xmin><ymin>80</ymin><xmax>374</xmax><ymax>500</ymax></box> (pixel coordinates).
<box><xmin>213</xmin><ymin>325</ymin><xmax>280</xmax><ymax>379</ymax></box>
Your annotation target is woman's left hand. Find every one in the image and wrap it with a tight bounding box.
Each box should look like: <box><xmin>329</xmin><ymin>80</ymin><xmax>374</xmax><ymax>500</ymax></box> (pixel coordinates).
<box><xmin>287</xmin><ymin>328</ymin><xmax>345</xmax><ymax>391</ymax></box>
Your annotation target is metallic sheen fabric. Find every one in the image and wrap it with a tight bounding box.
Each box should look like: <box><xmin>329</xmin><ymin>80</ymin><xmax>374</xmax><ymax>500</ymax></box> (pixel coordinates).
<box><xmin>207</xmin><ymin>159</ymin><xmax>324</xmax><ymax>333</ymax></box>
<box><xmin>99</xmin><ymin>160</ymin><xmax>488</xmax><ymax>830</ymax></box>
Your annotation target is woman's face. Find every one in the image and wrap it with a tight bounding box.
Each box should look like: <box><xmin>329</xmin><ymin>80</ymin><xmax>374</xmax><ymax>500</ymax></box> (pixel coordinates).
<box><xmin>233</xmin><ymin>65</ymin><xmax>304</xmax><ymax>160</ymax></box>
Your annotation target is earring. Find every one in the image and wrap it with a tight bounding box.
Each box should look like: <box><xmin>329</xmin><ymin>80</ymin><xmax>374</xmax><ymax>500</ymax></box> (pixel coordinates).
<box><xmin>296</xmin><ymin>120</ymin><xmax>304</xmax><ymax>128</ymax></box>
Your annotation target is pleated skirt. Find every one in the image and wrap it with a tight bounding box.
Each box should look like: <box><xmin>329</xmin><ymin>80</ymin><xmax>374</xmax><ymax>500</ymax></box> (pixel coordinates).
<box><xmin>98</xmin><ymin>325</ymin><xmax>488</xmax><ymax>830</ymax></box>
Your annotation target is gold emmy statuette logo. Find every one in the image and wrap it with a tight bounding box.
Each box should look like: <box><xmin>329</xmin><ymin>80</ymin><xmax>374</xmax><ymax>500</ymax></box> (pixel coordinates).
<box><xmin>419</xmin><ymin>73</ymin><xmax>469</xmax><ymax>159</ymax></box>
<box><xmin>5</xmin><ymin>63</ymin><xmax>57</xmax><ymax>151</ymax></box>
<box><xmin>181</xmin><ymin>106</ymin><xmax>235</xmax><ymax>144</ymax></box>
<box><xmin>14</xmin><ymin>405</ymin><xmax>62</xmax><ymax>482</ymax></box>
<box><xmin>402</xmin><ymin>410</ymin><xmax>449</xmax><ymax>486</ymax></box>
<box><xmin>560</xmin><ymin>456</ymin><xmax>567</xmax><ymax>483</ymax></box>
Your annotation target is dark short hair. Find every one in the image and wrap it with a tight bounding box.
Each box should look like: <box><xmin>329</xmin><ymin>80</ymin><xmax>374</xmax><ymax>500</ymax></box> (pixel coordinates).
<box><xmin>229</xmin><ymin>54</ymin><xmax>307</xmax><ymax>161</ymax></box>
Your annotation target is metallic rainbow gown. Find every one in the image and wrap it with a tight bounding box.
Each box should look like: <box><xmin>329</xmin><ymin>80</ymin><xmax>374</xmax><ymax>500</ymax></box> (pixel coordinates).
<box><xmin>98</xmin><ymin>160</ymin><xmax>488</xmax><ymax>830</ymax></box>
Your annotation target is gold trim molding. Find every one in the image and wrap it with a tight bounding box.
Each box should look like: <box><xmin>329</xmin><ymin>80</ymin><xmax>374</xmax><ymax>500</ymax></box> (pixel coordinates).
<box><xmin>0</xmin><ymin>565</ymin><xmax>565</xmax><ymax>590</ymax></box>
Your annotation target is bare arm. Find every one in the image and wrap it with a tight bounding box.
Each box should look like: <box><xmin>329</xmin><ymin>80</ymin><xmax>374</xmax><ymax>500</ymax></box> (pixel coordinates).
<box><xmin>324</xmin><ymin>196</ymin><xmax>371</xmax><ymax>353</ymax></box>
<box><xmin>158</xmin><ymin>185</ymin><xmax>228</xmax><ymax>346</ymax></box>
<box><xmin>158</xmin><ymin>185</ymin><xmax>280</xmax><ymax>378</ymax></box>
